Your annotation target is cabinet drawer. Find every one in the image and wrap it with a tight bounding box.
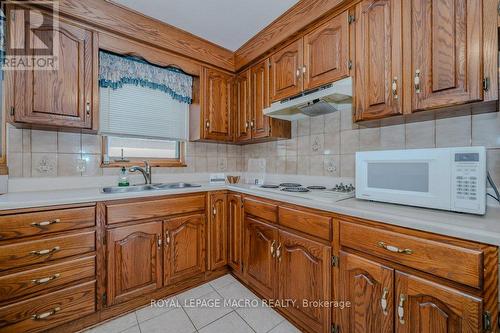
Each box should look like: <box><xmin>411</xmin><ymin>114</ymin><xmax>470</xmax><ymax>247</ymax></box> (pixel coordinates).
<box><xmin>0</xmin><ymin>231</ymin><xmax>95</xmax><ymax>271</ymax></box>
<box><xmin>0</xmin><ymin>206</ymin><xmax>95</xmax><ymax>241</ymax></box>
<box><xmin>106</xmin><ymin>194</ymin><xmax>206</xmax><ymax>224</ymax></box>
<box><xmin>244</xmin><ymin>198</ymin><xmax>277</xmax><ymax>223</ymax></box>
<box><xmin>0</xmin><ymin>281</ymin><xmax>95</xmax><ymax>333</ymax></box>
<box><xmin>279</xmin><ymin>206</ymin><xmax>331</xmax><ymax>240</ymax></box>
<box><xmin>340</xmin><ymin>221</ymin><xmax>483</xmax><ymax>288</ymax></box>
<box><xmin>0</xmin><ymin>255</ymin><xmax>95</xmax><ymax>302</ymax></box>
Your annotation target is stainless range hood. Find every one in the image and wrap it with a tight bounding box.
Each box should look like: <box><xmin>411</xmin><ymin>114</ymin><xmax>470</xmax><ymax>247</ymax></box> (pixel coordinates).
<box><xmin>263</xmin><ymin>77</ymin><xmax>352</xmax><ymax>121</ymax></box>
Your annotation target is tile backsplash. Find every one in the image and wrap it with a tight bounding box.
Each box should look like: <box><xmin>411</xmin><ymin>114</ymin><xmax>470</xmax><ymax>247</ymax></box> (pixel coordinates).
<box><xmin>6</xmin><ymin>103</ymin><xmax>500</xmax><ymax>187</ymax></box>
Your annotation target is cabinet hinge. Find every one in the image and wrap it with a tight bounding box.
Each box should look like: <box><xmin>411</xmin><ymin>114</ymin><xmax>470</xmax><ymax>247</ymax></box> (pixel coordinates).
<box><xmin>331</xmin><ymin>323</ymin><xmax>340</xmax><ymax>333</ymax></box>
<box><xmin>348</xmin><ymin>60</ymin><xmax>352</xmax><ymax>70</ymax></box>
<box><xmin>102</xmin><ymin>293</ymin><xmax>107</xmax><ymax>305</ymax></box>
<box><xmin>483</xmin><ymin>311</ymin><xmax>492</xmax><ymax>331</ymax></box>
<box><xmin>331</xmin><ymin>255</ymin><xmax>339</xmax><ymax>267</ymax></box>
<box><xmin>348</xmin><ymin>14</ymin><xmax>355</xmax><ymax>24</ymax></box>
<box><xmin>9</xmin><ymin>107</ymin><xmax>14</xmax><ymax>117</ymax></box>
<box><xmin>483</xmin><ymin>77</ymin><xmax>490</xmax><ymax>92</ymax></box>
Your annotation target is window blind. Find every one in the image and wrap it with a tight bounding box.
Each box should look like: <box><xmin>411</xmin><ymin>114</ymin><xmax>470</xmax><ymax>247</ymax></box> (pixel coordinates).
<box><xmin>99</xmin><ymin>84</ymin><xmax>189</xmax><ymax>141</ymax></box>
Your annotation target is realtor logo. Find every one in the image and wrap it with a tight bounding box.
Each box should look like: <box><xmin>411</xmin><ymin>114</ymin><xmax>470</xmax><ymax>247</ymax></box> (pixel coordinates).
<box><xmin>1</xmin><ymin>0</ymin><xmax>59</xmax><ymax>70</ymax></box>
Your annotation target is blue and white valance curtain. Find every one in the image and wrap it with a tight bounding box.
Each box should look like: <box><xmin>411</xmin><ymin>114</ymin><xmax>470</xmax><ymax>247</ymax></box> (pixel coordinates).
<box><xmin>98</xmin><ymin>50</ymin><xmax>193</xmax><ymax>141</ymax></box>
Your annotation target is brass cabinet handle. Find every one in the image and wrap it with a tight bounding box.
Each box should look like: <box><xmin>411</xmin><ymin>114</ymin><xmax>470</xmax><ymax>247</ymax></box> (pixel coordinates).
<box><xmin>245</xmin><ymin>121</ymin><xmax>249</xmax><ymax>129</ymax></box>
<box><xmin>392</xmin><ymin>77</ymin><xmax>399</xmax><ymax>100</ymax></box>
<box><xmin>380</xmin><ymin>287</ymin><xmax>389</xmax><ymax>315</ymax></box>
<box><xmin>212</xmin><ymin>206</ymin><xmax>217</xmax><ymax>216</ymax></box>
<box><xmin>31</xmin><ymin>219</ymin><xmax>60</xmax><ymax>227</ymax></box>
<box><xmin>250</xmin><ymin>120</ymin><xmax>254</xmax><ymax>128</ymax></box>
<box><xmin>165</xmin><ymin>231</ymin><xmax>170</xmax><ymax>245</ymax></box>
<box><xmin>414</xmin><ymin>69</ymin><xmax>421</xmax><ymax>93</ymax></box>
<box><xmin>31</xmin><ymin>246</ymin><xmax>60</xmax><ymax>256</ymax></box>
<box><xmin>296</xmin><ymin>69</ymin><xmax>301</xmax><ymax>78</ymax></box>
<box><xmin>32</xmin><ymin>273</ymin><xmax>60</xmax><ymax>285</ymax></box>
<box><xmin>85</xmin><ymin>101</ymin><xmax>91</xmax><ymax>115</ymax></box>
<box><xmin>378</xmin><ymin>242</ymin><xmax>413</xmax><ymax>254</ymax></box>
<box><xmin>398</xmin><ymin>294</ymin><xmax>406</xmax><ymax>324</ymax></box>
<box><xmin>270</xmin><ymin>240</ymin><xmax>276</xmax><ymax>258</ymax></box>
<box><xmin>32</xmin><ymin>307</ymin><xmax>60</xmax><ymax>320</ymax></box>
<box><xmin>157</xmin><ymin>235</ymin><xmax>162</xmax><ymax>248</ymax></box>
<box><xmin>302</xmin><ymin>66</ymin><xmax>306</xmax><ymax>73</ymax></box>
<box><xmin>276</xmin><ymin>243</ymin><xmax>282</xmax><ymax>262</ymax></box>
<box><xmin>205</xmin><ymin>120</ymin><xmax>210</xmax><ymax>128</ymax></box>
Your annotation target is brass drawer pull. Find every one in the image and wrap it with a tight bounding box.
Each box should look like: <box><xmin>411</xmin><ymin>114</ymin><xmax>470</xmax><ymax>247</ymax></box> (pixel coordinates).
<box><xmin>32</xmin><ymin>273</ymin><xmax>60</xmax><ymax>285</ymax></box>
<box><xmin>32</xmin><ymin>307</ymin><xmax>60</xmax><ymax>320</ymax></box>
<box><xmin>31</xmin><ymin>246</ymin><xmax>60</xmax><ymax>256</ymax></box>
<box><xmin>31</xmin><ymin>219</ymin><xmax>60</xmax><ymax>227</ymax></box>
<box><xmin>270</xmin><ymin>240</ymin><xmax>276</xmax><ymax>258</ymax></box>
<box><xmin>398</xmin><ymin>294</ymin><xmax>406</xmax><ymax>324</ymax></box>
<box><xmin>392</xmin><ymin>77</ymin><xmax>398</xmax><ymax>100</ymax></box>
<box><xmin>380</xmin><ymin>287</ymin><xmax>389</xmax><ymax>315</ymax></box>
<box><xmin>165</xmin><ymin>231</ymin><xmax>170</xmax><ymax>245</ymax></box>
<box><xmin>414</xmin><ymin>69</ymin><xmax>421</xmax><ymax>93</ymax></box>
<box><xmin>378</xmin><ymin>242</ymin><xmax>413</xmax><ymax>254</ymax></box>
<box><xmin>276</xmin><ymin>243</ymin><xmax>282</xmax><ymax>262</ymax></box>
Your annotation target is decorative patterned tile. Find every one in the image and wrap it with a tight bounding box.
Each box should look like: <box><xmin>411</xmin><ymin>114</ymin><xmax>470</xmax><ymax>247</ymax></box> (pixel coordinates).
<box><xmin>31</xmin><ymin>153</ymin><xmax>57</xmax><ymax>177</ymax></box>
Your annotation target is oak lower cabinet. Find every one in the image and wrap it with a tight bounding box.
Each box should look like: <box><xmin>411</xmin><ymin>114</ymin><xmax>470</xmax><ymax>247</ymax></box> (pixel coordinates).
<box><xmin>164</xmin><ymin>214</ymin><xmax>206</xmax><ymax>285</ymax></box>
<box><xmin>278</xmin><ymin>230</ymin><xmax>331</xmax><ymax>333</ymax></box>
<box><xmin>106</xmin><ymin>221</ymin><xmax>163</xmax><ymax>306</ymax></box>
<box><xmin>208</xmin><ymin>192</ymin><xmax>228</xmax><ymax>270</ymax></box>
<box><xmin>228</xmin><ymin>194</ymin><xmax>243</xmax><ymax>273</ymax></box>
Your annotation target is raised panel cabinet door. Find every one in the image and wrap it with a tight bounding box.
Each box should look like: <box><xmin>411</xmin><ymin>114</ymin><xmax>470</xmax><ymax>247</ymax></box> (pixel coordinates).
<box><xmin>278</xmin><ymin>230</ymin><xmax>331</xmax><ymax>333</ymax></box>
<box><xmin>235</xmin><ymin>71</ymin><xmax>252</xmax><ymax>142</ymax></box>
<box><xmin>355</xmin><ymin>0</ymin><xmax>403</xmax><ymax>121</ymax></box>
<box><xmin>243</xmin><ymin>217</ymin><xmax>278</xmax><ymax>300</ymax></box>
<box><xmin>304</xmin><ymin>11</ymin><xmax>350</xmax><ymax>91</ymax></box>
<box><xmin>395</xmin><ymin>271</ymin><xmax>483</xmax><ymax>333</ymax></box>
<box><xmin>228</xmin><ymin>194</ymin><xmax>243</xmax><ymax>272</ymax></box>
<box><xmin>208</xmin><ymin>193</ymin><xmax>228</xmax><ymax>270</ymax></box>
<box><xmin>251</xmin><ymin>59</ymin><xmax>271</xmax><ymax>139</ymax></box>
<box><xmin>410</xmin><ymin>0</ymin><xmax>483</xmax><ymax>111</ymax></box>
<box><xmin>13</xmin><ymin>12</ymin><xmax>94</xmax><ymax>128</ymax></box>
<box><xmin>203</xmin><ymin>68</ymin><xmax>233</xmax><ymax>141</ymax></box>
<box><xmin>164</xmin><ymin>214</ymin><xmax>206</xmax><ymax>285</ymax></box>
<box><xmin>338</xmin><ymin>251</ymin><xmax>394</xmax><ymax>333</ymax></box>
<box><xmin>106</xmin><ymin>221</ymin><xmax>162</xmax><ymax>306</ymax></box>
<box><xmin>270</xmin><ymin>39</ymin><xmax>303</xmax><ymax>102</ymax></box>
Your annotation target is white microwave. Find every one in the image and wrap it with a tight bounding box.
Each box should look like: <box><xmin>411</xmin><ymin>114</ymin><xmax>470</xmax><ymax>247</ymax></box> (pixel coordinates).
<box><xmin>355</xmin><ymin>147</ymin><xmax>486</xmax><ymax>215</ymax></box>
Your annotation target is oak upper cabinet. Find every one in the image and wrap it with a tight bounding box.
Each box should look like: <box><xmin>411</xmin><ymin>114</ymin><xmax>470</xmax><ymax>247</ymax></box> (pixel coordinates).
<box><xmin>208</xmin><ymin>192</ymin><xmax>228</xmax><ymax>270</ymax></box>
<box><xmin>395</xmin><ymin>272</ymin><xmax>482</xmax><ymax>333</ymax></box>
<box><xmin>304</xmin><ymin>11</ymin><xmax>350</xmax><ymax>91</ymax></box>
<box><xmin>270</xmin><ymin>39</ymin><xmax>304</xmax><ymax>102</ymax></box>
<box><xmin>10</xmin><ymin>10</ymin><xmax>96</xmax><ymax>129</ymax></box>
<box><xmin>354</xmin><ymin>0</ymin><xmax>403</xmax><ymax>121</ymax></box>
<box><xmin>234</xmin><ymin>71</ymin><xmax>252</xmax><ymax>142</ymax></box>
<box><xmin>278</xmin><ymin>230</ymin><xmax>331</xmax><ymax>333</ymax></box>
<box><xmin>409</xmin><ymin>0</ymin><xmax>483</xmax><ymax>111</ymax></box>
<box><xmin>163</xmin><ymin>214</ymin><xmax>206</xmax><ymax>285</ymax></box>
<box><xmin>243</xmin><ymin>217</ymin><xmax>278</xmax><ymax>299</ymax></box>
<box><xmin>228</xmin><ymin>193</ymin><xmax>243</xmax><ymax>273</ymax></box>
<box><xmin>106</xmin><ymin>221</ymin><xmax>162</xmax><ymax>306</ymax></box>
<box><xmin>250</xmin><ymin>59</ymin><xmax>271</xmax><ymax>139</ymax></box>
<box><xmin>338</xmin><ymin>251</ymin><xmax>394</xmax><ymax>333</ymax></box>
<box><xmin>202</xmin><ymin>68</ymin><xmax>233</xmax><ymax>141</ymax></box>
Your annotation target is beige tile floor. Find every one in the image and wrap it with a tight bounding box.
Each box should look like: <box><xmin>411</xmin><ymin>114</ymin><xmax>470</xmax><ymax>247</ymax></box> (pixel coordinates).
<box><xmin>84</xmin><ymin>275</ymin><xmax>301</xmax><ymax>333</ymax></box>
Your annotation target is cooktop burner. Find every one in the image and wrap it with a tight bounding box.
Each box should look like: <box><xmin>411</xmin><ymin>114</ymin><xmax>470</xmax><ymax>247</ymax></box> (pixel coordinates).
<box><xmin>281</xmin><ymin>187</ymin><xmax>310</xmax><ymax>193</ymax></box>
<box><xmin>307</xmin><ymin>186</ymin><xmax>327</xmax><ymax>190</ymax></box>
<box><xmin>279</xmin><ymin>183</ymin><xmax>302</xmax><ymax>188</ymax></box>
<box><xmin>260</xmin><ymin>184</ymin><xmax>280</xmax><ymax>188</ymax></box>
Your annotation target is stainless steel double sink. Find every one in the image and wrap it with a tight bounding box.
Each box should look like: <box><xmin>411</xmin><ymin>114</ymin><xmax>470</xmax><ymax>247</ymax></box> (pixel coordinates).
<box><xmin>102</xmin><ymin>182</ymin><xmax>202</xmax><ymax>193</ymax></box>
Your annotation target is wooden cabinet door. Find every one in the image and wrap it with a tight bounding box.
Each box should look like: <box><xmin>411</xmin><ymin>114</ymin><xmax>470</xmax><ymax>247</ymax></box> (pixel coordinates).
<box><xmin>228</xmin><ymin>193</ymin><xmax>243</xmax><ymax>272</ymax></box>
<box><xmin>304</xmin><ymin>11</ymin><xmax>349</xmax><ymax>91</ymax></box>
<box><xmin>208</xmin><ymin>193</ymin><xmax>228</xmax><ymax>270</ymax></box>
<box><xmin>278</xmin><ymin>230</ymin><xmax>331</xmax><ymax>333</ymax></box>
<box><xmin>164</xmin><ymin>214</ymin><xmax>206</xmax><ymax>285</ymax></box>
<box><xmin>106</xmin><ymin>221</ymin><xmax>162</xmax><ymax>306</ymax></box>
<box><xmin>410</xmin><ymin>0</ymin><xmax>482</xmax><ymax>111</ymax></box>
<box><xmin>243</xmin><ymin>217</ymin><xmax>278</xmax><ymax>299</ymax></box>
<box><xmin>338</xmin><ymin>251</ymin><xmax>394</xmax><ymax>333</ymax></box>
<box><xmin>355</xmin><ymin>0</ymin><xmax>403</xmax><ymax>121</ymax></box>
<box><xmin>250</xmin><ymin>59</ymin><xmax>271</xmax><ymax>139</ymax></box>
<box><xmin>203</xmin><ymin>68</ymin><xmax>233</xmax><ymax>141</ymax></box>
<box><xmin>234</xmin><ymin>71</ymin><xmax>252</xmax><ymax>142</ymax></box>
<box><xmin>395</xmin><ymin>271</ymin><xmax>482</xmax><ymax>333</ymax></box>
<box><xmin>270</xmin><ymin>39</ymin><xmax>303</xmax><ymax>102</ymax></box>
<box><xmin>12</xmin><ymin>13</ymin><xmax>94</xmax><ymax>128</ymax></box>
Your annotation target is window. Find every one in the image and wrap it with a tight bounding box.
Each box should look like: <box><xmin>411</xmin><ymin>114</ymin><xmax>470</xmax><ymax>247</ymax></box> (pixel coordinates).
<box><xmin>98</xmin><ymin>50</ymin><xmax>193</xmax><ymax>167</ymax></box>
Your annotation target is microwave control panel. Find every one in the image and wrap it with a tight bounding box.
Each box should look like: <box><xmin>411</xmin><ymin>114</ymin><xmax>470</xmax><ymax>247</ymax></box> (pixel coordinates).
<box><xmin>451</xmin><ymin>151</ymin><xmax>486</xmax><ymax>214</ymax></box>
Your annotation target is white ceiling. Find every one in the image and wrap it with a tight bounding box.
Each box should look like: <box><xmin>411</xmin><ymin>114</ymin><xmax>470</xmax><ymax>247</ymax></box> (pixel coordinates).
<box><xmin>113</xmin><ymin>0</ymin><xmax>299</xmax><ymax>51</ymax></box>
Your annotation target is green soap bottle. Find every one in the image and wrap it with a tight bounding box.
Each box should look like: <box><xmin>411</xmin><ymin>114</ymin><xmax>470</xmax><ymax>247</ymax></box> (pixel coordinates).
<box><xmin>118</xmin><ymin>167</ymin><xmax>130</xmax><ymax>187</ymax></box>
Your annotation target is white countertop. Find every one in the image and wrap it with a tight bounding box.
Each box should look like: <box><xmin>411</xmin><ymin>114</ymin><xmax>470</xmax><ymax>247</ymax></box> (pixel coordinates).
<box><xmin>0</xmin><ymin>182</ymin><xmax>499</xmax><ymax>246</ymax></box>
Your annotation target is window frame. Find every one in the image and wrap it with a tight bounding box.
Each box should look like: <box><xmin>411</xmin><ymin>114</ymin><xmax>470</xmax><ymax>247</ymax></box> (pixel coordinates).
<box><xmin>101</xmin><ymin>136</ymin><xmax>186</xmax><ymax>168</ymax></box>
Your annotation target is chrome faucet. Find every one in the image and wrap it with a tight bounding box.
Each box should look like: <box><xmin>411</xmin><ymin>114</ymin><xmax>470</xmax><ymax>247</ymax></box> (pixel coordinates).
<box><xmin>129</xmin><ymin>161</ymin><xmax>152</xmax><ymax>184</ymax></box>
